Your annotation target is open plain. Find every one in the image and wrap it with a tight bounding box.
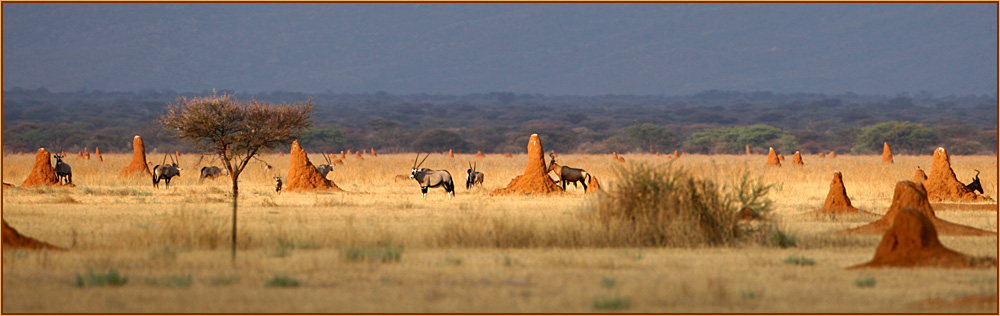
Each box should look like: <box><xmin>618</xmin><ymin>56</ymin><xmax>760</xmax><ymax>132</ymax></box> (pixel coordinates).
<box><xmin>2</xmin><ymin>151</ymin><xmax>997</xmax><ymax>313</ymax></box>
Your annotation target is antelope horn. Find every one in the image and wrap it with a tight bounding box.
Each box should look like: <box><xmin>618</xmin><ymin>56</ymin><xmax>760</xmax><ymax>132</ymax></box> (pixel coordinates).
<box><xmin>474</xmin><ymin>162</ymin><xmax>477</xmax><ymax>172</ymax></box>
<box><xmin>975</xmin><ymin>169</ymin><xmax>980</xmax><ymax>177</ymax></box>
<box><xmin>412</xmin><ymin>153</ymin><xmax>420</xmax><ymax>169</ymax></box>
<box><xmin>416</xmin><ymin>153</ymin><xmax>430</xmax><ymax>169</ymax></box>
<box><xmin>324</xmin><ymin>153</ymin><xmax>332</xmax><ymax>164</ymax></box>
<box><xmin>162</xmin><ymin>153</ymin><xmax>168</xmax><ymax>165</ymax></box>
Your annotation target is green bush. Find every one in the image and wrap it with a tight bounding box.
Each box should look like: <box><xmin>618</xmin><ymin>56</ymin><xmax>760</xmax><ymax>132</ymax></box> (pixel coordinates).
<box><xmin>783</xmin><ymin>256</ymin><xmax>815</xmax><ymax>266</ymax></box>
<box><xmin>341</xmin><ymin>246</ymin><xmax>404</xmax><ymax>263</ymax></box>
<box><xmin>593</xmin><ymin>162</ymin><xmax>774</xmax><ymax>247</ymax></box>
<box><xmin>72</xmin><ymin>268</ymin><xmax>128</xmax><ymax>287</ymax></box>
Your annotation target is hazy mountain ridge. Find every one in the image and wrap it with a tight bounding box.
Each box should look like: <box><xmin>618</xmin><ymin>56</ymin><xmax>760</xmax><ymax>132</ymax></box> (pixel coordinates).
<box><xmin>3</xmin><ymin>3</ymin><xmax>996</xmax><ymax>96</ymax></box>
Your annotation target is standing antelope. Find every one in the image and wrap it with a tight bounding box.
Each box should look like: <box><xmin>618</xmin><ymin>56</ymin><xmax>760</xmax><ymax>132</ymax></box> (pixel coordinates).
<box><xmin>274</xmin><ymin>177</ymin><xmax>283</xmax><ymax>195</ymax></box>
<box><xmin>410</xmin><ymin>153</ymin><xmax>455</xmax><ymax>199</ymax></box>
<box><xmin>152</xmin><ymin>153</ymin><xmax>182</xmax><ymax>188</ymax></box>
<box><xmin>466</xmin><ymin>161</ymin><xmax>484</xmax><ymax>190</ymax></box>
<box><xmin>315</xmin><ymin>153</ymin><xmax>335</xmax><ymax>178</ymax></box>
<box><xmin>547</xmin><ymin>153</ymin><xmax>591</xmax><ymax>192</ymax></box>
<box><xmin>53</xmin><ymin>154</ymin><xmax>72</xmax><ymax>185</ymax></box>
<box><xmin>199</xmin><ymin>166</ymin><xmax>228</xmax><ymax>182</ymax></box>
<box><xmin>966</xmin><ymin>169</ymin><xmax>983</xmax><ymax>195</ymax></box>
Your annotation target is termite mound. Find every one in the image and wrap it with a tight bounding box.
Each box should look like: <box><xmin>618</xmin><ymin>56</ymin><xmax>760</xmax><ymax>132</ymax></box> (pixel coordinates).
<box><xmin>492</xmin><ymin>134</ymin><xmax>563</xmax><ymax>195</ymax></box>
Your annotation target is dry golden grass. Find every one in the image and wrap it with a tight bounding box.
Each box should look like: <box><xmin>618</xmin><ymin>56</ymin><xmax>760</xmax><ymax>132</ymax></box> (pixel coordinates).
<box><xmin>2</xmin><ymin>152</ymin><xmax>996</xmax><ymax>313</ymax></box>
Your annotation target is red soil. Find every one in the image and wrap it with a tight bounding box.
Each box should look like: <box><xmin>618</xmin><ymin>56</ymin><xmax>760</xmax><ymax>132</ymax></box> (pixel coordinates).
<box><xmin>492</xmin><ymin>134</ymin><xmax>563</xmax><ymax>195</ymax></box>
<box><xmin>119</xmin><ymin>135</ymin><xmax>151</xmax><ymax>178</ymax></box>
<box><xmin>2</xmin><ymin>219</ymin><xmax>64</xmax><ymax>250</ymax></box>
<box><xmin>848</xmin><ymin>207</ymin><xmax>995</xmax><ymax>269</ymax></box>
<box><xmin>765</xmin><ymin>147</ymin><xmax>781</xmax><ymax>167</ymax></box>
<box><xmin>817</xmin><ymin>171</ymin><xmax>863</xmax><ymax>215</ymax></box>
<box><xmin>924</xmin><ymin>147</ymin><xmax>985</xmax><ymax>202</ymax></box>
<box><xmin>882</xmin><ymin>142</ymin><xmax>893</xmax><ymax>164</ymax></box>
<box><xmin>842</xmin><ymin>180</ymin><xmax>993</xmax><ymax>236</ymax></box>
<box><xmin>21</xmin><ymin>148</ymin><xmax>60</xmax><ymax>187</ymax></box>
<box><xmin>285</xmin><ymin>140</ymin><xmax>342</xmax><ymax>192</ymax></box>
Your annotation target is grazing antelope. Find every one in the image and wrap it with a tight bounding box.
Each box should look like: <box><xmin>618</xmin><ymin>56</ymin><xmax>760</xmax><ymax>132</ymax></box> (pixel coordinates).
<box><xmin>466</xmin><ymin>161</ymin><xmax>484</xmax><ymax>190</ymax></box>
<box><xmin>199</xmin><ymin>166</ymin><xmax>228</xmax><ymax>182</ymax></box>
<box><xmin>547</xmin><ymin>153</ymin><xmax>591</xmax><ymax>192</ymax></box>
<box><xmin>410</xmin><ymin>153</ymin><xmax>455</xmax><ymax>199</ymax></box>
<box><xmin>152</xmin><ymin>154</ymin><xmax>182</xmax><ymax>188</ymax></box>
<box><xmin>53</xmin><ymin>154</ymin><xmax>72</xmax><ymax>185</ymax></box>
<box><xmin>274</xmin><ymin>177</ymin><xmax>283</xmax><ymax>195</ymax></box>
<box><xmin>966</xmin><ymin>169</ymin><xmax>983</xmax><ymax>195</ymax></box>
<box><xmin>315</xmin><ymin>153</ymin><xmax>335</xmax><ymax>177</ymax></box>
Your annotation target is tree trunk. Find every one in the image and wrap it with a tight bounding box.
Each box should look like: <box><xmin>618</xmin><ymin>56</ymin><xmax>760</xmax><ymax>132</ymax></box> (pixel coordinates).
<box><xmin>231</xmin><ymin>177</ymin><xmax>239</xmax><ymax>263</ymax></box>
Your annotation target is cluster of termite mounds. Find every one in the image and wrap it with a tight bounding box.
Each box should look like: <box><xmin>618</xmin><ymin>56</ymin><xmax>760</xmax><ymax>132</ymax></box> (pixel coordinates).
<box><xmin>492</xmin><ymin>134</ymin><xmax>564</xmax><ymax>195</ymax></box>
<box><xmin>285</xmin><ymin>140</ymin><xmax>343</xmax><ymax>192</ymax></box>
<box><xmin>119</xmin><ymin>135</ymin><xmax>151</xmax><ymax>178</ymax></box>
<box><xmin>846</xmin><ymin>180</ymin><xmax>995</xmax><ymax>269</ymax></box>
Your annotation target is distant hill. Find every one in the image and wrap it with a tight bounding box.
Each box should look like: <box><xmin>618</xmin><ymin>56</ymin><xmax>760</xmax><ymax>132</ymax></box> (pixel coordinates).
<box><xmin>2</xmin><ymin>3</ymin><xmax>996</xmax><ymax>96</ymax></box>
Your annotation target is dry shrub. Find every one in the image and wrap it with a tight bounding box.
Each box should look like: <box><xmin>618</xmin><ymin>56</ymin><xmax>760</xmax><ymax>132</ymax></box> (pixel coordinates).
<box><xmin>593</xmin><ymin>162</ymin><xmax>774</xmax><ymax>247</ymax></box>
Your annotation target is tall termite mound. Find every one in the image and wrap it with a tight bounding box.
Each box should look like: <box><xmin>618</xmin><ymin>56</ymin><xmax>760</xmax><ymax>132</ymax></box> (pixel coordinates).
<box><xmin>119</xmin><ymin>135</ymin><xmax>151</xmax><ymax>178</ymax></box>
<box><xmin>817</xmin><ymin>171</ymin><xmax>862</xmax><ymax>215</ymax></box>
<box><xmin>475</xmin><ymin>151</ymin><xmax>486</xmax><ymax>158</ymax></box>
<box><xmin>792</xmin><ymin>151</ymin><xmax>804</xmax><ymax>165</ymax></box>
<box><xmin>285</xmin><ymin>140</ymin><xmax>342</xmax><ymax>192</ymax></box>
<box><xmin>84</xmin><ymin>147</ymin><xmax>91</xmax><ymax>160</ymax></box>
<box><xmin>765</xmin><ymin>147</ymin><xmax>781</xmax><ymax>166</ymax></box>
<box><xmin>2</xmin><ymin>219</ymin><xmax>64</xmax><ymax>250</ymax></box>
<box><xmin>95</xmin><ymin>146</ymin><xmax>103</xmax><ymax>161</ymax></box>
<box><xmin>849</xmin><ymin>208</ymin><xmax>995</xmax><ymax>269</ymax></box>
<box><xmin>448</xmin><ymin>149</ymin><xmax>454</xmax><ymax>158</ymax></box>
<box><xmin>828</xmin><ymin>151</ymin><xmax>837</xmax><ymax>158</ymax></box>
<box><xmin>745</xmin><ymin>144</ymin><xmax>751</xmax><ymax>155</ymax></box>
<box><xmin>21</xmin><ymin>148</ymin><xmax>60</xmax><ymax>187</ymax></box>
<box><xmin>924</xmin><ymin>147</ymin><xmax>985</xmax><ymax>201</ymax></box>
<box><xmin>842</xmin><ymin>180</ymin><xmax>993</xmax><ymax>236</ymax></box>
<box><xmin>492</xmin><ymin>134</ymin><xmax>563</xmax><ymax>195</ymax></box>
<box><xmin>882</xmin><ymin>142</ymin><xmax>893</xmax><ymax>164</ymax></box>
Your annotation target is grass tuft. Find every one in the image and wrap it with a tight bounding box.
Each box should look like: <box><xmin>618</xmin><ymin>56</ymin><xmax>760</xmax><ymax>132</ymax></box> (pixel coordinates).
<box><xmin>783</xmin><ymin>255</ymin><xmax>815</xmax><ymax>266</ymax></box>
<box><xmin>341</xmin><ymin>246</ymin><xmax>404</xmax><ymax>263</ymax></box>
<box><xmin>264</xmin><ymin>275</ymin><xmax>300</xmax><ymax>288</ymax></box>
<box><xmin>72</xmin><ymin>268</ymin><xmax>128</xmax><ymax>287</ymax></box>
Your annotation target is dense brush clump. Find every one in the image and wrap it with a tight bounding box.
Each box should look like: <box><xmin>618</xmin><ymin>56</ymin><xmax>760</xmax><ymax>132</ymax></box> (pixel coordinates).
<box><xmin>593</xmin><ymin>162</ymin><xmax>774</xmax><ymax>247</ymax></box>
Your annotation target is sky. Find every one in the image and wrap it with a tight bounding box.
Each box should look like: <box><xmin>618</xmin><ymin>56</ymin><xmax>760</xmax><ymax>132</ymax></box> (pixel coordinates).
<box><xmin>2</xmin><ymin>3</ymin><xmax>997</xmax><ymax>96</ymax></box>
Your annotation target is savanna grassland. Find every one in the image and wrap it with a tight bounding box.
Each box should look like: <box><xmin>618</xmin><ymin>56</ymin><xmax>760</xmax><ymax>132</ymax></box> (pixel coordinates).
<box><xmin>2</xmin><ymin>151</ymin><xmax>997</xmax><ymax>313</ymax></box>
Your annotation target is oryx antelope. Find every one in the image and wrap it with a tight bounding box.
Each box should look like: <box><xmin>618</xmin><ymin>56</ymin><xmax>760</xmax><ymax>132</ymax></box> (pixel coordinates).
<box><xmin>466</xmin><ymin>161</ymin><xmax>484</xmax><ymax>190</ymax></box>
<box><xmin>966</xmin><ymin>169</ymin><xmax>983</xmax><ymax>195</ymax></box>
<box><xmin>410</xmin><ymin>153</ymin><xmax>455</xmax><ymax>199</ymax></box>
<box><xmin>547</xmin><ymin>153</ymin><xmax>591</xmax><ymax>192</ymax></box>
<box><xmin>152</xmin><ymin>153</ymin><xmax>182</xmax><ymax>188</ymax></box>
<box><xmin>199</xmin><ymin>166</ymin><xmax>228</xmax><ymax>182</ymax></box>
<box><xmin>53</xmin><ymin>154</ymin><xmax>72</xmax><ymax>185</ymax></box>
<box><xmin>274</xmin><ymin>177</ymin><xmax>283</xmax><ymax>194</ymax></box>
<box><xmin>315</xmin><ymin>153</ymin><xmax>335</xmax><ymax>177</ymax></box>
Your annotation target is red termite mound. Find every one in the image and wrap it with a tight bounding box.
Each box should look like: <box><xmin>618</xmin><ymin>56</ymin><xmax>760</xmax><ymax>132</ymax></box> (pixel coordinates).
<box><xmin>94</xmin><ymin>146</ymin><xmax>103</xmax><ymax>161</ymax></box>
<box><xmin>340</xmin><ymin>151</ymin><xmax>346</xmax><ymax>159</ymax></box>
<box><xmin>817</xmin><ymin>171</ymin><xmax>863</xmax><ymax>215</ymax></box>
<box><xmin>119</xmin><ymin>135</ymin><xmax>151</xmax><ymax>178</ymax></box>
<box><xmin>2</xmin><ymin>219</ymin><xmax>64</xmax><ymax>250</ymax></box>
<box><xmin>21</xmin><ymin>148</ymin><xmax>60</xmax><ymax>187</ymax></box>
<box><xmin>475</xmin><ymin>151</ymin><xmax>486</xmax><ymax>158</ymax></box>
<box><xmin>792</xmin><ymin>151</ymin><xmax>804</xmax><ymax>165</ymax></box>
<box><xmin>765</xmin><ymin>147</ymin><xmax>781</xmax><ymax>167</ymax></box>
<box><xmin>828</xmin><ymin>151</ymin><xmax>837</xmax><ymax>158</ymax></box>
<box><xmin>493</xmin><ymin>134</ymin><xmax>564</xmax><ymax>195</ymax></box>
<box><xmin>842</xmin><ymin>180</ymin><xmax>993</xmax><ymax>236</ymax></box>
<box><xmin>371</xmin><ymin>147</ymin><xmax>377</xmax><ymax>157</ymax></box>
<box><xmin>745</xmin><ymin>144</ymin><xmax>751</xmax><ymax>155</ymax></box>
<box><xmin>83</xmin><ymin>147</ymin><xmax>91</xmax><ymax>160</ymax></box>
<box><xmin>285</xmin><ymin>140</ymin><xmax>342</xmax><ymax>192</ymax></box>
<box><xmin>848</xmin><ymin>207</ymin><xmax>995</xmax><ymax>269</ymax></box>
<box><xmin>818</xmin><ymin>152</ymin><xmax>826</xmax><ymax>158</ymax></box>
<box><xmin>504</xmin><ymin>153</ymin><xmax>513</xmax><ymax>158</ymax></box>
<box><xmin>924</xmin><ymin>147</ymin><xmax>984</xmax><ymax>202</ymax></box>
<box><xmin>913</xmin><ymin>167</ymin><xmax>928</xmax><ymax>183</ymax></box>
<box><xmin>673</xmin><ymin>150</ymin><xmax>680</xmax><ymax>158</ymax></box>
<box><xmin>882</xmin><ymin>142</ymin><xmax>893</xmax><ymax>164</ymax></box>
<box><xmin>355</xmin><ymin>152</ymin><xmax>364</xmax><ymax>160</ymax></box>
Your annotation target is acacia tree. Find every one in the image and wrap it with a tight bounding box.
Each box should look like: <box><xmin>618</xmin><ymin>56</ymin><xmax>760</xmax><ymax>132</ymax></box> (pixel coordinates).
<box><xmin>160</xmin><ymin>93</ymin><xmax>313</xmax><ymax>262</ymax></box>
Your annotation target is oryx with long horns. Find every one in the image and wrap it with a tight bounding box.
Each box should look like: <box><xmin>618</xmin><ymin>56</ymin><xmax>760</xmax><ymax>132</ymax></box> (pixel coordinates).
<box><xmin>410</xmin><ymin>153</ymin><xmax>455</xmax><ymax>199</ymax></box>
<box><xmin>466</xmin><ymin>161</ymin><xmax>484</xmax><ymax>190</ymax></box>
<box><xmin>315</xmin><ymin>153</ymin><xmax>335</xmax><ymax>178</ymax></box>
<box><xmin>152</xmin><ymin>153</ymin><xmax>182</xmax><ymax>188</ymax></box>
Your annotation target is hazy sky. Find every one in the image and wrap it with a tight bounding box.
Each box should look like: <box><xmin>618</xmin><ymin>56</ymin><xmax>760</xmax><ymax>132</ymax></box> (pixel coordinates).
<box><xmin>3</xmin><ymin>3</ymin><xmax>996</xmax><ymax>96</ymax></box>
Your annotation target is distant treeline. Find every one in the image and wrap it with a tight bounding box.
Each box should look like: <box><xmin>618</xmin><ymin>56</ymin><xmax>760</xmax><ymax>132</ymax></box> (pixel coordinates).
<box><xmin>2</xmin><ymin>88</ymin><xmax>996</xmax><ymax>156</ymax></box>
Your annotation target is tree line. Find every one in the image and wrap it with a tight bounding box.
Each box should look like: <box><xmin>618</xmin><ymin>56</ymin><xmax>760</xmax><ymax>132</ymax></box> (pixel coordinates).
<box><xmin>2</xmin><ymin>87</ymin><xmax>996</xmax><ymax>156</ymax></box>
